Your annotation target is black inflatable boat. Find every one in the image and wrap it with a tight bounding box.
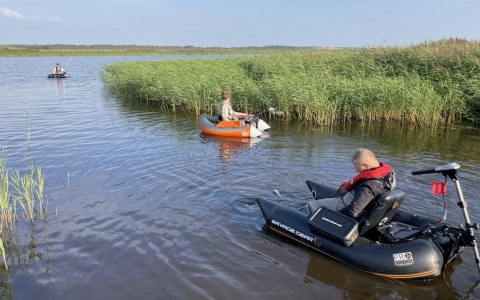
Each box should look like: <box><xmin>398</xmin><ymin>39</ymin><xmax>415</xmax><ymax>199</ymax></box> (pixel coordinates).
<box><xmin>257</xmin><ymin>163</ymin><xmax>480</xmax><ymax>280</ymax></box>
<box><xmin>48</xmin><ymin>73</ymin><xmax>69</xmax><ymax>78</ymax></box>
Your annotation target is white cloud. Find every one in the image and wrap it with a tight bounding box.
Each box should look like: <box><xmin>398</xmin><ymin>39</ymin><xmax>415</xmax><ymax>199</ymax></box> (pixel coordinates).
<box><xmin>0</xmin><ymin>7</ymin><xmax>25</xmax><ymax>19</ymax></box>
<box><xmin>0</xmin><ymin>7</ymin><xmax>65</xmax><ymax>22</ymax></box>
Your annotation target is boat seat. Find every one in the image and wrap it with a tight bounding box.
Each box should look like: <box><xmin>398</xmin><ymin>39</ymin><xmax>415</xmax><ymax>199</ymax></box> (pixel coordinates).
<box><xmin>358</xmin><ymin>189</ymin><xmax>405</xmax><ymax>236</ymax></box>
<box><xmin>206</xmin><ymin>115</ymin><xmax>221</xmax><ymax>124</ymax></box>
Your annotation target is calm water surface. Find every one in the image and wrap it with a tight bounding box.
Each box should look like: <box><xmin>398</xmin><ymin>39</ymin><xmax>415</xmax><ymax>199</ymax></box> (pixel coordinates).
<box><xmin>1</xmin><ymin>56</ymin><xmax>480</xmax><ymax>299</ymax></box>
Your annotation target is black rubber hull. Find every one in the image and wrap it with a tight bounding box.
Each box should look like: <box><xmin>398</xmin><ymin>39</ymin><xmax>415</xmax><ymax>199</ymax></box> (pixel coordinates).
<box><xmin>48</xmin><ymin>73</ymin><xmax>69</xmax><ymax>78</ymax></box>
<box><xmin>257</xmin><ymin>198</ymin><xmax>443</xmax><ymax>279</ymax></box>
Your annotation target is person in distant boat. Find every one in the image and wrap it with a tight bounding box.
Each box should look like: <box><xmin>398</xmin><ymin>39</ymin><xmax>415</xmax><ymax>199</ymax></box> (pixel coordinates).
<box><xmin>219</xmin><ymin>90</ymin><xmax>253</xmax><ymax>121</ymax></box>
<box><xmin>304</xmin><ymin>148</ymin><xmax>396</xmax><ymax>218</ymax></box>
<box><xmin>52</xmin><ymin>63</ymin><xmax>66</xmax><ymax>75</ymax></box>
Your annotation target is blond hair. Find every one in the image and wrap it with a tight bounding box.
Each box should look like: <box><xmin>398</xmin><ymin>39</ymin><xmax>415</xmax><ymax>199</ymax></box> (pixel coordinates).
<box><xmin>221</xmin><ymin>90</ymin><xmax>230</xmax><ymax>100</ymax></box>
<box><xmin>352</xmin><ymin>148</ymin><xmax>380</xmax><ymax>169</ymax></box>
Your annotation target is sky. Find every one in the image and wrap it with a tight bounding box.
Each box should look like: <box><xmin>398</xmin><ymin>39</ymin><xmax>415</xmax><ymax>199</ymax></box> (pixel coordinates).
<box><xmin>1</xmin><ymin>0</ymin><xmax>479</xmax><ymax>47</ymax></box>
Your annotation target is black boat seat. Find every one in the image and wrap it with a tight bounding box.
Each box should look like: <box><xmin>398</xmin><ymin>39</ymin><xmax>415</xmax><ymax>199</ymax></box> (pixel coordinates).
<box><xmin>358</xmin><ymin>189</ymin><xmax>405</xmax><ymax>236</ymax></box>
<box><xmin>206</xmin><ymin>115</ymin><xmax>221</xmax><ymax>123</ymax></box>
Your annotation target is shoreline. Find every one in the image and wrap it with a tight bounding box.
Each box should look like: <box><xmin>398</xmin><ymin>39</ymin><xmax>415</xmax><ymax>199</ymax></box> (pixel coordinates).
<box><xmin>0</xmin><ymin>45</ymin><xmax>313</xmax><ymax>57</ymax></box>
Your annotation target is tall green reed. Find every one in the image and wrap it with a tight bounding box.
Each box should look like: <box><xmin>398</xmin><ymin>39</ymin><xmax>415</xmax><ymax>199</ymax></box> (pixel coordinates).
<box><xmin>102</xmin><ymin>39</ymin><xmax>480</xmax><ymax>125</ymax></box>
<box><xmin>0</xmin><ymin>157</ymin><xmax>45</xmax><ymax>271</ymax></box>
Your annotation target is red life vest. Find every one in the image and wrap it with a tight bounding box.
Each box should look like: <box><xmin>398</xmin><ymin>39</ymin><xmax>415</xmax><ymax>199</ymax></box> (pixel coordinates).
<box><xmin>343</xmin><ymin>162</ymin><xmax>393</xmax><ymax>191</ymax></box>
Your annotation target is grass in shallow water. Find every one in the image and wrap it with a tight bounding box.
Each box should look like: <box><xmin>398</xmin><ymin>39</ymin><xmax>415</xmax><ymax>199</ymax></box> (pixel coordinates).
<box><xmin>103</xmin><ymin>39</ymin><xmax>480</xmax><ymax>125</ymax></box>
<box><xmin>0</xmin><ymin>157</ymin><xmax>45</xmax><ymax>271</ymax></box>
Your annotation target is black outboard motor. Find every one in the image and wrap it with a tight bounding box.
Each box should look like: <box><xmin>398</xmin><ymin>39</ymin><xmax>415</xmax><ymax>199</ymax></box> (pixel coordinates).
<box><xmin>412</xmin><ymin>162</ymin><xmax>480</xmax><ymax>274</ymax></box>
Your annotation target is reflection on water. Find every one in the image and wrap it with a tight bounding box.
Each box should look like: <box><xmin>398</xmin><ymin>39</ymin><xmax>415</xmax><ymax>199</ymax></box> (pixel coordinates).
<box><xmin>341</xmin><ymin>123</ymin><xmax>480</xmax><ymax>164</ymax></box>
<box><xmin>272</xmin><ymin>120</ymin><xmax>480</xmax><ymax>164</ymax></box>
<box><xmin>54</xmin><ymin>78</ymin><xmax>65</xmax><ymax>96</ymax></box>
<box><xmin>1</xmin><ymin>56</ymin><xmax>480</xmax><ymax>299</ymax></box>
<box><xmin>200</xmin><ymin>134</ymin><xmax>267</xmax><ymax>163</ymax></box>
<box><xmin>305</xmin><ymin>254</ymin><xmax>466</xmax><ymax>300</ymax></box>
<box><xmin>1</xmin><ymin>226</ymin><xmax>52</xmax><ymax>300</ymax></box>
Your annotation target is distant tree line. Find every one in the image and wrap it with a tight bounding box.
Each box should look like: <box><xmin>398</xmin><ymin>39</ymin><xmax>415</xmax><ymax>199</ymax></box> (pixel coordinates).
<box><xmin>1</xmin><ymin>44</ymin><xmax>319</xmax><ymax>51</ymax></box>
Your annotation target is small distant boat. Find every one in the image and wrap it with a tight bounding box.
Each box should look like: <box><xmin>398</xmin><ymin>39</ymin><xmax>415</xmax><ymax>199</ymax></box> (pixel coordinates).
<box><xmin>48</xmin><ymin>73</ymin><xmax>69</xmax><ymax>79</ymax></box>
<box><xmin>199</xmin><ymin>114</ymin><xmax>270</xmax><ymax>138</ymax></box>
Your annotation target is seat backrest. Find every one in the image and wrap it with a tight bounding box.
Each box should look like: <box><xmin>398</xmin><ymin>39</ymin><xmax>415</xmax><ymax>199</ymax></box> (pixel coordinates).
<box><xmin>206</xmin><ymin>114</ymin><xmax>221</xmax><ymax>123</ymax></box>
<box><xmin>358</xmin><ymin>189</ymin><xmax>405</xmax><ymax>235</ymax></box>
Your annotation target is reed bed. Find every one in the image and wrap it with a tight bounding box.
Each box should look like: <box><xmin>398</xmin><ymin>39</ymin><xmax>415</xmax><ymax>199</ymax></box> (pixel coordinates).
<box><xmin>102</xmin><ymin>39</ymin><xmax>480</xmax><ymax>125</ymax></box>
<box><xmin>0</xmin><ymin>157</ymin><xmax>45</xmax><ymax>271</ymax></box>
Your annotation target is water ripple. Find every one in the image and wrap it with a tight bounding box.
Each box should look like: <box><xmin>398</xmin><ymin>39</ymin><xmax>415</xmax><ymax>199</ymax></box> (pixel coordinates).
<box><xmin>2</xmin><ymin>56</ymin><xmax>480</xmax><ymax>299</ymax></box>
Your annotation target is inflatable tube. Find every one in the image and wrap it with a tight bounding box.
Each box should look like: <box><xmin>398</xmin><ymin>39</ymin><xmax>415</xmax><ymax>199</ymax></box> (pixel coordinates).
<box><xmin>48</xmin><ymin>73</ymin><xmax>69</xmax><ymax>78</ymax></box>
<box><xmin>199</xmin><ymin>114</ymin><xmax>265</xmax><ymax>138</ymax></box>
<box><xmin>257</xmin><ymin>198</ymin><xmax>443</xmax><ymax>279</ymax></box>
<box><xmin>257</xmin><ymin>181</ymin><xmax>469</xmax><ymax>280</ymax></box>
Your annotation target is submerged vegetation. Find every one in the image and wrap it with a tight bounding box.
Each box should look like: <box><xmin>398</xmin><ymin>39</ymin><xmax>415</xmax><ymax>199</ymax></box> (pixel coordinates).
<box><xmin>0</xmin><ymin>157</ymin><xmax>46</xmax><ymax>271</ymax></box>
<box><xmin>102</xmin><ymin>39</ymin><xmax>480</xmax><ymax>125</ymax></box>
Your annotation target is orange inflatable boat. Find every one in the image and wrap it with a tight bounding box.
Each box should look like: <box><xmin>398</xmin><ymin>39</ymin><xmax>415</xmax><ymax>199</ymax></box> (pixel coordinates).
<box><xmin>199</xmin><ymin>114</ymin><xmax>270</xmax><ymax>138</ymax></box>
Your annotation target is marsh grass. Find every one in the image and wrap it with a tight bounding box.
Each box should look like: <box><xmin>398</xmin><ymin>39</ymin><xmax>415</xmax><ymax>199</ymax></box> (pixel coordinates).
<box><xmin>0</xmin><ymin>45</ymin><xmax>282</xmax><ymax>57</ymax></box>
<box><xmin>103</xmin><ymin>39</ymin><xmax>480</xmax><ymax>125</ymax></box>
<box><xmin>0</xmin><ymin>157</ymin><xmax>45</xmax><ymax>270</ymax></box>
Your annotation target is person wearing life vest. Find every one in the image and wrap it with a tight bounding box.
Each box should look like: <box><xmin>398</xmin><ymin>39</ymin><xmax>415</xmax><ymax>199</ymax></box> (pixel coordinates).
<box><xmin>304</xmin><ymin>148</ymin><xmax>396</xmax><ymax>218</ymax></box>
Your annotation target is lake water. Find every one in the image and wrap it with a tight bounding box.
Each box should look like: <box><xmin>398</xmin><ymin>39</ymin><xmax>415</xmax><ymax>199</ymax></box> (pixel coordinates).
<box><xmin>1</xmin><ymin>56</ymin><xmax>480</xmax><ymax>299</ymax></box>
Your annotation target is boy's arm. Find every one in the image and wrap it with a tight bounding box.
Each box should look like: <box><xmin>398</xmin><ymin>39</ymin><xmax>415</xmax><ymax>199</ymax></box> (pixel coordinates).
<box><xmin>339</xmin><ymin>186</ymin><xmax>374</xmax><ymax>218</ymax></box>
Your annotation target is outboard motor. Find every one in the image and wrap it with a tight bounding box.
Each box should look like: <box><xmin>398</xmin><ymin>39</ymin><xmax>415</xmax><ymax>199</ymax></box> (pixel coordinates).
<box><xmin>412</xmin><ymin>162</ymin><xmax>480</xmax><ymax>275</ymax></box>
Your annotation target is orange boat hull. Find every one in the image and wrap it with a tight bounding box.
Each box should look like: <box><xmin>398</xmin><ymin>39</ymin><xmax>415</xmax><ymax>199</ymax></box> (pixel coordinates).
<box><xmin>199</xmin><ymin>114</ymin><xmax>263</xmax><ymax>138</ymax></box>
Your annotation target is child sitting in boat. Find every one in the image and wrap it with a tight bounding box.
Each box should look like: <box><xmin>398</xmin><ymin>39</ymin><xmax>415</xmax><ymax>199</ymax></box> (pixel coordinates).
<box><xmin>304</xmin><ymin>148</ymin><xmax>396</xmax><ymax>218</ymax></box>
<box><xmin>52</xmin><ymin>63</ymin><xmax>66</xmax><ymax>75</ymax></box>
<box><xmin>219</xmin><ymin>90</ymin><xmax>251</xmax><ymax>120</ymax></box>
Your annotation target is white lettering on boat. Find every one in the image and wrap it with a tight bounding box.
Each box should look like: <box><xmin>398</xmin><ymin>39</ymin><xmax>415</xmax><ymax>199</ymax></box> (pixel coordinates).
<box><xmin>271</xmin><ymin>219</ymin><xmax>314</xmax><ymax>242</ymax></box>
<box><xmin>393</xmin><ymin>252</ymin><xmax>414</xmax><ymax>266</ymax></box>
